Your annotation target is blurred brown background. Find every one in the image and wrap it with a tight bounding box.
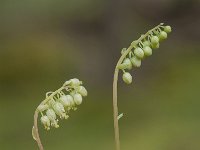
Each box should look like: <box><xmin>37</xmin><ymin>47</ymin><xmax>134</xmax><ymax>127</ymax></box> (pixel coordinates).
<box><xmin>0</xmin><ymin>0</ymin><xmax>200</xmax><ymax>150</ymax></box>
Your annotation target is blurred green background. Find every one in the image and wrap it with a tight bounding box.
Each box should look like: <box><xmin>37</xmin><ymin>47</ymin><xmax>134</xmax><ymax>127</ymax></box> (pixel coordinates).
<box><xmin>0</xmin><ymin>0</ymin><xmax>200</xmax><ymax>150</ymax></box>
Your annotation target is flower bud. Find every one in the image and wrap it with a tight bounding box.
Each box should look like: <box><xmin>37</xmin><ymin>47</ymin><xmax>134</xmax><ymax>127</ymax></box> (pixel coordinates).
<box><xmin>59</xmin><ymin>95</ymin><xmax>71</xmax><ymax>107</ymax></box>
<box><xmin>41</xmin><ymin>115</ymin><xmax>50</xmax><ymax>130</ymax></box>
<box><xmin>53</xmin><ymin>102</ymin><xmax>65</xmax><ymax>116</ymax></box>
<box><xmin>159</xmin><ymin>31</ymin><xmax>167</xmax><ymax>41</ymax></box>
<box><xmin>151</xmin><ymin>36</ymin><xmax>159</xmax><ymax>45</ymax></box>
<box><xmin>164</xmin><ymin>26</ymin><xmax>171</xmax><ymax>33</ymax></box>
<box><xmin>77</xmin><ymin>86</ymin><xmax>88</xmax><ymax>97</ymax></box>
<box><xmin>143</xmin><ymin>46</ymin><xmax>152</xmax><ymax>56</ymax></box>
<box><xmin>134</xmin><ymin>47</ymin><xmax>144</xmax><ymax>59</ymax></box>
<box><xmin>118</xmin><ymin>63</ymin><xmax>129</xmax><ymax>70</ymax></box>
<box><xmin>66</xmin><ymin>95</ymin><xmax>75</xmax><ymax>107</ymax></box>
<box><xmin>37</xmin><ymin>104</ymin><xmax>49</xmax><ymax>112</ymax></box>
<box><xmin>123</xmin><ymin>58</ymin><xmax>132</xmax><ymax>70</ymax></box>
<box><xmin>143</xmin><ymin>41</ymin><xmax>151</xmax><ymax>47</ymax></box>
<box><xmin>131</xmin><ymin>56</ymin><xmax>141</xmax><ymax>67</ymax></box>
<box><xmin>70</xmin><ymin>78</ymin><xmax>81</xmax><ymax>86</ymax></box>
<box><xmin>53</xmin><ymin>102</ymin><xmax>67</xmax><ymax>119</ymax></box>
<box><xmin>122</xmin><ymin>72</ymin><xmax>132</xmax><ymax>84</ymax></box>
<box><xmin>46</xmin><ymin>109</ymin><xmax>56</xmax><ymax>122</ymax></box>
<box><xmin>73</xmin><ymin>93</ymin><xmax>82</xmax><ymax>105</ymax></box>
<box><xmin>46</xmin><ymin>109</ymin><xmax>59</xmax><ymax>128</ymax></box>
<box><xmin>151</xmin><ymin>43</ymin><xmax>159</xmax><ymax>49</ymax></box>
<box><xmin>121</xmin><ymin>48</ymin><xmax>126</xmax><ymax>55</ymax></box>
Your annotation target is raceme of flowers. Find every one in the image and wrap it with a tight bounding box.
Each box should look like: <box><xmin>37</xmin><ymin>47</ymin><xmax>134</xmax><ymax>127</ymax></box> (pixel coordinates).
<box><xmin>118</xmin><ymin>23</ymin><xmax>172</xmax><ymax>84</ymax></box>
<box><xmin>37</xmin><ymin>78</ymin><xmax>88</xmax><ymax>130</ymax></box>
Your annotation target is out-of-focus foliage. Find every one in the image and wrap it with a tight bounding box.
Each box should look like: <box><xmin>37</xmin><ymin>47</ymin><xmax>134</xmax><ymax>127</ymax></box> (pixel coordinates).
<box><xmin>0</xmin><ymin>0</ymin><xmax>200</xmax><ymax>150</ymax></box>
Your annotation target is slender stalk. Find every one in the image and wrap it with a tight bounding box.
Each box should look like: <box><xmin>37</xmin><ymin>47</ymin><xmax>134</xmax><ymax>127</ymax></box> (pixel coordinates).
<box><xmin>113</xmin><ymin>68</ymin><xmax>120</xmax><ymax>150</ymax></box>
<box><xmin>33</xmin><ymin>87</ymin><xmax>65</xmax><ymax>150</ymax></box>
<box><xmin>112</xmin><ymin>45</ymin><xmax>134</xmax><ymax>150</ymax></box>
<box><xmin>112</xmin><ymin>23</ymin><xmax>162</xmax><ymax>150</ymax></box>
<box><xmin>34</xmin><ymin>110</ymin><xmax>44</xmax><ymax>150</ymax></box>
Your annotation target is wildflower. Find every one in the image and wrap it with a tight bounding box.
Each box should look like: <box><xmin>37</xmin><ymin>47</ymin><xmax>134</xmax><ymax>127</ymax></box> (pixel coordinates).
<box><xmin>122</xmin><ymin>72</ymin><xmax>132</xmax><ymax>84</ymax></box>
<box><xmin>73</xmin><ymin>93</ymin><xmax>83</xmax><ymax>105</ymax></box>
<box><xmin>118</xmin><ymin>24</ymin><xmax>172</xmax><ymax>84</ymax></box>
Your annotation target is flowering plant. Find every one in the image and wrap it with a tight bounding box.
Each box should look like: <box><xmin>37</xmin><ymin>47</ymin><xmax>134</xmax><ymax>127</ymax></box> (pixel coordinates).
<box><xmin>32</xmin><ymin>78</ymin><xmax>87</xmax><ymax>150</ymax></box>
<box><xmin>112</xmin><ymin>23</ymin><xmax>172</xmax><ymax>150</ymax></box>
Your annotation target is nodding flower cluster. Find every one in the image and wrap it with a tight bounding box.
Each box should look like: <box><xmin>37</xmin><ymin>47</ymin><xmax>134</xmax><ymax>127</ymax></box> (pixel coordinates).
<box><xmin>118</xmin><ymin>23</ymin><xmax>172</xmax><ymax>84</ymax></box>
<box><xmin>37</xmin><ymin>78</ymin><xmax>88</xmax><ymax>130</ymax></box>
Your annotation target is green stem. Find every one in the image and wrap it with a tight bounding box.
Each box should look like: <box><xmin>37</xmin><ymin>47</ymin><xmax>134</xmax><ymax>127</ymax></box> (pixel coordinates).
<box><xmin>112</xmin><ymin>23</ymin><xmax>162</xmax><ymax>150</ymax></box>
<box><xmin>33</xmin><ymin>86</ymin><xmax>65</xmax><ymax>150</ymax></box>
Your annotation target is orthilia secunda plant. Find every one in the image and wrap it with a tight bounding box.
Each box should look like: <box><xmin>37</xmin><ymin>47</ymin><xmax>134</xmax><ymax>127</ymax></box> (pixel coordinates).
<box><xmin>112</xmin><ymin>23</ymin><xmax>172</xmax><ymax>150</ymax></box>
<box><xmin>32</xmin><ymin>78</ymin><xmax>88</xmax><ymax>150</ymax></box>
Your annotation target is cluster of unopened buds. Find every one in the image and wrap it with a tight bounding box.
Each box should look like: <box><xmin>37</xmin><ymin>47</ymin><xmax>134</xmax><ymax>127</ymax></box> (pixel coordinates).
<box><xmin>37</xmin><ymin>78</ymin><xmax>88</xmax><ymax>130</ymax></box>
<box><xmin>118</xmin><ymin>23</ymin><xmax>172</xmax><ymax>84</ymax></box>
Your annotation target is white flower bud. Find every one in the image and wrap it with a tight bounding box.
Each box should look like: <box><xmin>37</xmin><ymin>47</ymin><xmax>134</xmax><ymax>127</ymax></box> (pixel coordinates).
<box><xmin>77</xmin><ymin>86</ymin><xmax>88</xmax><ymax>97</ymax></box>
<box><xmin>123</xmin><ymin>58</ymin><xmax>132</xmax><ymax>70</ymax></box>
<box><xmin>53</xmin><ymin>102</ymin><xmax>65</xmax><ymax>114</ymax></box>
<box><xmin>118</xmin><ymin>63</ymin><xmax>129</xmax><ymax>70</ymax></box>
<box><xmin>46</xmin><ymin>109</ymin><xmax>59</xmax><ymax>128</ymax></box>
<box><xmin>41</xmin><ymin>115</ymin><xmax>50</xmax><ymax>130</ymax></box>
<box><xmin>73</xmin><ymin>93</ymin><xmax>82</xmax><ymax>105</ymax></box>
<box><xmin>70</xmin><ymin>78</ymin><xmax>81</xmax><ymax>86</ymax></box>
<box><xmin>164</xmin><ymin>26</ymin><xmax>172</xmax><ymax>33</ymax></box>
<box><xmin>121</xmin><ymin>48</ymin><xmax>126</xmax><ymax>55</ymax></box>
<box><xmin>122</xmin><ymin>72</ymin><xmax>132</xmax><ymax>84</ymax></box>
<box><xmin>134</xmin><ymin>47</ymin><xmax>144</xmax><ymax>59</ymax></box>
<box><xmin>151</xmin><ymin>36</ymin><xmax>159</xmax><ymax>45</ymax></box>
<box><xmin>53</xmin><ymin>102</ymin><xmax>68</xmax><ymax>119</ymax></box>
<box><xmin>143</xmin><ymin>41</ymin><xmax>150</xmax><ymax>47</ymax></box>
<box><xmin>131</xmin><ymin>56</ymin><xmax>141</xmax><ymax>67</ymax></box>
<box><xmin>151</xmin><ymin>43</ymin><xmax>159</xmax><ymax>49</ymax></box>
<box><xmin>143</xmin><ymin>46</ymin><xmax>152</xmax><ymax>56</ymax></box>
<box><xmin>37</xmin><ymin>104</ymin><xmax>49</xmax><ymax>112</ymax></box>
<box><xmin>46</xmin><ymin>109</ymin><xmax>56</xmax><ymax>122</ymax></box>
<box><xmin>66</xmin><ymin>94</ymin><xmax>75</xmax><ymax>107</ymax></box>
<box><xmin>59</xmin><ymin>95</ymin><xmax>71</xmax><ymax>107</ymax></box>
<box><xmin>159</xmin><ymin>31</ymin><xmax>167</xmax><ymax>41</ymax></box>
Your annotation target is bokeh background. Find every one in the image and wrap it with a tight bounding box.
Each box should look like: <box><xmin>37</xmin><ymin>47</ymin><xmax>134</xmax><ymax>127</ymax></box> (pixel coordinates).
<box><xmin>0</xmin><ymin>0</ymin><xmax>200</xmax><ymax>150</ymax></box>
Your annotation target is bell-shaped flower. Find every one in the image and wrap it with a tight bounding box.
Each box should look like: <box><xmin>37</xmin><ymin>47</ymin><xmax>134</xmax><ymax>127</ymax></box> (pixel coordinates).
<box><xmin>134</xmin><ymin>47</ymin><xmax>144</xmax><ymax>59</ymax></box>
<box><xmin>77</xmin><ymin>86</ymin><xmax>88</xmax><ymax>97</ymax></box>
<box><xmin>66</xmin><ymin>94</ymin><xmax>75</xmax><ymax>107</ymax></box>
<box><xmin>73</xmin><ymin>93</ymin><xmax>82</xmax><ymax>105</ymax></box>
<box><xmin>53</xmin><ymin>102</ymin><xmax>68</xmax><ymax>119</ymax></box>
<box><xmin>59</xmin><ymin>95</ymin><xmax>71</xmax><ymax>107</ymax></box>
<box><xmin>70</xmin><ymin>78</ymin><xmax>82</xmax><ymax>87</ymax></box>
<box><xmin>41</xmin><ymin>115</ymin><xmax>50</xmax><ymax>130</ymax></box>
<box><xmin>122</xmin><ymin>72</ymin><xmax>132</xmax><ymax>84</ymax></box>
<box><xmin>131</xmin><ymin>56</ymin><xmax>141</xmax><ymax>67</ymax></box>
<box><xmin>46</xmin><ymin>109</ymin><xmax>59</xmax><ymax>128</ymax></box>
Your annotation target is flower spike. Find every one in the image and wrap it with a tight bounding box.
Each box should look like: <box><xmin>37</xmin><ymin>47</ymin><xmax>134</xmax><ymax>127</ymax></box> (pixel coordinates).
<box><xmin>32</xmin><ymin>78</ymin><xmax>88</xmax><ymax>150</ymax></box>
<box><xmin>112</xmin><ymin>23</ymin><xmax>172</xmax><ymax>150</ymax></box>
<box><xmin>118</xmin><ymin>23</ymin><xmax>172</xmax><ymax>84</ymax></box>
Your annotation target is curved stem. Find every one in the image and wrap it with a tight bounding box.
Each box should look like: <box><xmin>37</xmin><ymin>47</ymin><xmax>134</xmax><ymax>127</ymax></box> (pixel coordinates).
<box><xmin>112</xmin><ymin>45</ymin><xmax>134</xmax><ymax>150</ymax></box>
<box><xmin>34</xmin><ymin>110</ymin><xmax>44</xmax><ymax>150</ymax></box>
<box><xmin>33</xmin><ymin>86</ymin><xmax>65</xmax><ymax>150</ymax></box>
<box><xmin>112</xmin><ymin>23</ymin><xmax>162</xmax><ymax>150</ymax></box>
